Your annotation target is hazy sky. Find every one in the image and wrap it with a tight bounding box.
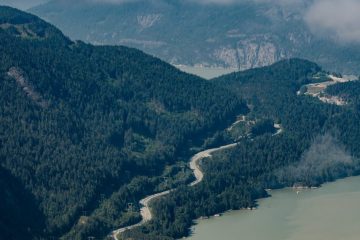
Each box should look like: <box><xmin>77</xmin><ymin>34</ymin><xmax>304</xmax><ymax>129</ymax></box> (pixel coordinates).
<box><xmin>305</xmin><ymin>0</ymin><xmax>360</xmax><ymax>42</ymax></box>
<box><xmin>1</xmin><ymin>0</ymin><xmax>360</xmax><ymax>42</ymax></box>
<box><xmin>0</xmin><ymin>0</ymin><xmax>49</xmax><ymax>10</ymax></box>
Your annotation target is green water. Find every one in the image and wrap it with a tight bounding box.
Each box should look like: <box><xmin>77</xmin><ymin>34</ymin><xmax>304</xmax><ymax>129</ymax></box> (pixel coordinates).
<box><xmin>175</xmin><ymin>65</ymin><xmax>237</xmax><ymax>80</ymax></box>
<box><xmin>186</xmin><ymin>176</ymin><xmax>360</xmax><ymax>240</ymax></box>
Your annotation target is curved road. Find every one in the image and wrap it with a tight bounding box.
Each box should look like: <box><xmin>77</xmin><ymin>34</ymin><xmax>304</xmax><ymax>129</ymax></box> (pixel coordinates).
<box><xmin>112</xmin><ymin>142</ymin><xmax>238</xmax><ymax>239</ymax></box>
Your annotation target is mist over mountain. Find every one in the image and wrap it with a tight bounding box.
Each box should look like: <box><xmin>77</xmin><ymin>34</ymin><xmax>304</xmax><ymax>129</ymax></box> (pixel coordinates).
<box><xmin>30</xmin><ymin>0</ymin><xmax>360</xmax><ymax>74</ymax></box>
<box><xmin>0</xmin><ymin>0</ymin><xmax>49</xmax><ymax>10</ymax></box>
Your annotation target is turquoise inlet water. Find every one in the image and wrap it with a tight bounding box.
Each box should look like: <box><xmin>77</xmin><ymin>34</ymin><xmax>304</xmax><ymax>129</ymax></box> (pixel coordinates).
<box><xmin>186</xmin><ymin>176</ymin><xmax>360</xmax><ymax>240</ymax></box>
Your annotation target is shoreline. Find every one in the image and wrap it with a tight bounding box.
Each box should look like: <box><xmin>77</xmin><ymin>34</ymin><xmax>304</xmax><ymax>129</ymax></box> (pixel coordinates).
<box><xmin>173</xmin><ymin>64</ymin><xmax>238</xmax><ymax>70</ymax></box>
<box><xmin>173</xmin><ymin>64</ymin><xmax>238</xmax><ymax>79</ymax></box>
<box><xmin>111</xmin><ymin>142</ymin><xmax>239</xmax><ymax>239</ymax></box>
<box><xmin>186</xmin><ymin>175</ymin><xmax>360</xmax><ymax>239</ymax></box>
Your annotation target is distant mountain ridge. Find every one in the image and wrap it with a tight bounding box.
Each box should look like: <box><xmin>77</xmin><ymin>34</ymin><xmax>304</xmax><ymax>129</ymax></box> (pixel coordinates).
<box><xmin>30</xmin><ymin>0</ymin><xmax>360</xmax><ymax>74</ymax></box>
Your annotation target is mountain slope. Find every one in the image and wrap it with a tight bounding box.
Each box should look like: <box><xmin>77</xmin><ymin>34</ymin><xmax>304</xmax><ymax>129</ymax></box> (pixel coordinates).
<box><xmin>0</xmin><ymin>166</ymin><xmax>46</xmax><ymax>240</ymax></box>
<box><xmin>0</xmin><ymin>6</ymin><xmax>246</xmax><ymax>239</ymax></box>
<box><xmin>118</xmin><ymin>59</ymin><xmax>360</xmax><ymax>240</ymax></box>
<box><xmin>31</xmin><ymin>0</ymin><xmax>360</xmax><ymax>74</ymax></box>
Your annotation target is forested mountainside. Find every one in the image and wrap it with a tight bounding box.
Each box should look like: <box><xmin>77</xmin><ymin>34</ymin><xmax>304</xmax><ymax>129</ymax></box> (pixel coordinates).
<box><xmin>2</xmin><ymin>5</ymin><xmax>360</xmax><ymax>240</ymax></box>
<box><xmin>119</xmin><ymin>59</ymin><xmax>360</xmax><ymax>240</ymax></box>
<box><xmin>0</xmin><ymin>6</ymin><xmax>247</xmax><ymax>240</ymax></box>
<box><xmin>31</xmin><ymin>0</ymin><xmax>360</xmax><ymax>74</ymax></box>
<box><xmin>326</xmin><ymin>81</ymin><xmax>360</xmax><ymax>108</ymax></box>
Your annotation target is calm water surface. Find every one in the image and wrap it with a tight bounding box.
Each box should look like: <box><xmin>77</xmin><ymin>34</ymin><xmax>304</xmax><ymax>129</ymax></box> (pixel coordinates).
<box><xmin>175</xmin><ymin>65</ymin><xmax>237</xmax><ymax>79</ymax></box>
<box><xmin>186</xmin><ymin>176</ymin><xmax>360</xmax><ymax>240</ymax></box>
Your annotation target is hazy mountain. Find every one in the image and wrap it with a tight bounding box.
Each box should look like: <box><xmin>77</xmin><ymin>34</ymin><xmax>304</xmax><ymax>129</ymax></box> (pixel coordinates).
<box><xmin>0</xmin><ymin>0</ymin><xmax>49</xmax><ymax>10</ymax></box>
<box><xmin>30</xmin><ymin>0</ymin><xmax>360</xmax><ymax>74</ymax></box>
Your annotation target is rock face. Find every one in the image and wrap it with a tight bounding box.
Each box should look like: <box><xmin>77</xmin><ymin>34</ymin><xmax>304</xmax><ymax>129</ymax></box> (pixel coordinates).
<box><xmin>213</xmin><ymin>34</ymin><xmax>288</xmax><ymax>70</ymax></box>
<box><xmin>137</xmin><ymin>14</ymin><xmax>162</xmax><ymax>29</ymax></box>
<box><xmin>7</xmin><ymin>67</ymin><xmax>49</xmax><ymax>108</ymax></box>
<box><xmin>214</xmin><ymin>47</ymin><xmax>239</xmax><ymax>69</ymax></box>
<box><xmin>236</xmin><ymin>38</ymin><xmax>281</xmax><ymax>70</ymax></box>
<box><xmin>31</xmin><ymin>0</ymin><xmax>360</xmax><ymax>74</ymax></box>
<box><xmin>214</xmin><ymin>43</ymin><xmax>279</xmax><ymax>70</ymax></box>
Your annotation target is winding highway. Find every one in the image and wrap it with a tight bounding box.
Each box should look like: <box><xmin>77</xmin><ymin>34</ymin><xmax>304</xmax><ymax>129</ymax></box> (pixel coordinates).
<box><xmin>111</xmin><ymin>142</ymin><xmax>238</xmax><ymax>239</ymax></box>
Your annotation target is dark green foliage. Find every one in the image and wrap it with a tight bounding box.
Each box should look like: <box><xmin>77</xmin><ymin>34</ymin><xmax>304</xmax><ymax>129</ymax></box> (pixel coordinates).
<box><xmin>250</xmin><ymin>119</ymin><xmax>275</xmax><ymax>136</ymax></box>
<box><xmin>2</xmin><ymin>6</ymin><xmax>360</xmax><ymax>240</ymax></box>
<box><xmin>0</xmin><ymin>166</ymin><xmax>46</xmax><ymax>240</ymax></box>
<box><xmin>0</xmin><ymin>5</ymin><xmax>69</xmax><ymax>40</ymax></box>
<box><xmin>0</xmin><ymin>7</ymin><xmax>246</xmax><ymax>240</ymax></box>
<box><xmin>326</xmin><ymin>80</ymin><xmax>360</xmax><ymax>107</ymax></box>
<box><xmin>124</xmin><ymin>59</ymin><xmax>360</xmax><ymax>240</ymax></box>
